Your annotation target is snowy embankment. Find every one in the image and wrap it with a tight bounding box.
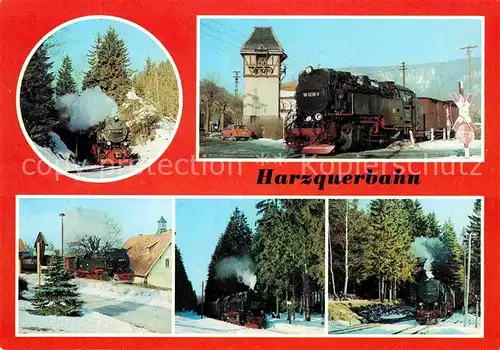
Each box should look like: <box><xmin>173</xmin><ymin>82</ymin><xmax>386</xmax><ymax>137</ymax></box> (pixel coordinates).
<box><xmin>175</xmin><ymin>311</ymin><xmax>324</xmax><ymax>335</ymax></box>
<box><xmin>387</xmin><ymin>138</ymin><xmax>482</xmax><ymax>160</ymax></box>
<box><xmin>329</xmin><ymin>312</ymin><xmax>482</xmax><ymax>336</ymax></box>
<box><xmin>34</xmin><ymin>90</ymin><xmax>177</xmax><ymax>180</ymax></box>
<box><xmin>19</xmin><ymin>273</ymin><xmax>172</xmax><ymax>334</ymax></box>
<box><xmin>22</xmin><ymin>273</ymin><xmax>172</xmax><ymax>308</ymax></box>
<box><xmin>19</xmin><ymin>300</ymin><xmax>151</xmax><ymax>334</ymax></box>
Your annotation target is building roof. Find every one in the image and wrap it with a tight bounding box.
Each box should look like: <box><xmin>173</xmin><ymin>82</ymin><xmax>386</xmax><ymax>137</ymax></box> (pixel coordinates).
<box><xmin>241</xmin><ymin>27</ymin><xmax>284</xmax><ymax>53</ymax></box>
<box><xmin>19</xmin><ymin>239</ymin><xmax>29</xmax><ymax>253</ymax></box>
<box><xmin>281</xmin><ymin>81</ymin><xmax>297</xmax><ymax>91</ymax></box>
<box><xmin>123</xmin><ymin>231</ymin><xmax>172</xmax><ymax>278</ymax></box>
<box><xmin>35</xmin><ymin>232</ymin><xmax>47</xmax><ymax>246</ymax></box>
<box><xmin>157</xmin><ymin>216</ymin><xmax>167</xmax><ymax>223</ymax></box>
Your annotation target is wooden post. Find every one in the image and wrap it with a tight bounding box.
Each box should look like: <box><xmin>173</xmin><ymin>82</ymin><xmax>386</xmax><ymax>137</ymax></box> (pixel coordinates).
<box><xmin>464</xmin><ymin>143</ymin><xmax>470</xmax><ymax>158</ymax></box>
<box><xmin>201</xmin><ymin>281</ymin><xmax>204</xmax><ymax>319</ymax></box>
<box><xmin>443</xmin><ymin>128</ymin><xmax>446</xmax><ymax>140</ymax></box>
<box><xmin>36</xmin><ymin>242</ymin><xmax>41</xmax><ymax>289</ymax></box>
<box><xmin>409</xmin><ymin>130</ymin><xmax>415</xmax><ymax>145</ymax></box>
<box><xmin>431</xmin><ymin>128</ymin><xmax>434</xmax><ymax>141</ymax></box>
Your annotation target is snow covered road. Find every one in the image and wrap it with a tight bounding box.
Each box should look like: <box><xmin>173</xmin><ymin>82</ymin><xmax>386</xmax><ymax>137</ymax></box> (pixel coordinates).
<box><xmin>79</xmin><ymin>294</ymin><xmax>172</xmax><ymax>333</ymax></box>
<box><xmin>199</xmin><ymin>137</ymin><xmax>482</xmax><ymax>160</ymax></box>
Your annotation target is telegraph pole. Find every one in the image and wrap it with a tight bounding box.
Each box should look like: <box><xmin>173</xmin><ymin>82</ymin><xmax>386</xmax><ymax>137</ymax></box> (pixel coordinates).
<box><xmin>233</xmin><ymin>70</ymin><xmax>240</xmax><ymax>123</ymax></box>
<box><xmin>460</xmin><ymin>45</ymin><xmax>477</xmax><ymax>94</ymax></box>
<box><xmin>400</xmin><ymin>61</ymin><xmax>407</xmax><ymax>87</ymax></box>
<box><xmin>59</xmin><ymin>213</ymin><xmax>65</xmax><ymax>259</ymax></box>
<box><xmin>464</xmin><ymin>231</ymin><xmax>473</xmax><ymax>327</ymax></box>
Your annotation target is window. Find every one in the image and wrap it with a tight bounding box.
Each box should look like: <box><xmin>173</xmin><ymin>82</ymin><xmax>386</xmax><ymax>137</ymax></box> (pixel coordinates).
<box><xmin>256</xmin><ymin>55</ymin><xmax>266</xmax><ymax>66</ymax></box>
<box><xmin>165</xmin><ymin>258</ymin><xmax>170</xmax><ymax>268</ymax></box>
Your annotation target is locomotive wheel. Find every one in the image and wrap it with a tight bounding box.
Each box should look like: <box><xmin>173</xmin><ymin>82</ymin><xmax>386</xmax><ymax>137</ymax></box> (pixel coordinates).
<box><xmin>340</xmin><ymin>124</ymin><xmax>353</xmax><ymax>151</ymax></box>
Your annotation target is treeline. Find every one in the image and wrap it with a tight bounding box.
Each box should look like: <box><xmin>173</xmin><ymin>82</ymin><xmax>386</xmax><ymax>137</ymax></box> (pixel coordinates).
<box><xmin>201</xmin><ymin>200</ymin><xmax>325</xmax><ymax>320</ymax></box>
<box><xmin>199</xmin><ymin>77</ymin><xmax>243</xmax><ymax>132</ymax></box>
<box><xmin>329</xmin><ymin>199</ymin><xmax>481</xmax><ymax>304</ymax></box>
<box><xmin>20</xmin><ymin>26</ymin><xmax>177</xmax><ymax>148</ymax></box>
<box><xmin>175</xmin><ymin>245</ymin><xmax>198</xmax><ymax>311</ymax></box>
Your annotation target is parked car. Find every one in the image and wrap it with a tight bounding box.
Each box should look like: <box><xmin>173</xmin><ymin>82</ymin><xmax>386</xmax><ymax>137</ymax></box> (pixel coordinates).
<box><xmin>221</xmin><ymin>125</ymin><xmax>252</xmax><ymax>141</ymax></box>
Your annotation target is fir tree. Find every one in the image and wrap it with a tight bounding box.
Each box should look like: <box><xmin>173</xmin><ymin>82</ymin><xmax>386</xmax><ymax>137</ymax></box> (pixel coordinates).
<box><xmin>465</xmin><ymin>199</ymin><xmax>481</xmax><ymax>298</ymax></box>
<box><xmin>31</xmin><ymin>251</ymin><xmax>83</xmax><ymax>316</ymax></box>
<box><xmin>82</xmin><ymin>27</ymin><xmax>131</xmax><ymax>103</ymax></box>
<box><xmin>424</xmin><ymin>212</ymin><xmax>441</xmax><ymax>237</ymax></box>
<box><xmin>82</xmin><ymin>34</ymin><xmax>101</xmax><ymax>91</ymax></box>
<box><xmin>433</xmin><ymin>219</ymin><xmax>463</xmax><ymax>289</ymax></box>
<box><xmin>20</xmin><ymin>42</ymin><xmax>57</xmax><ymax>146</ymax></box>
<box><xmin>175</xmin><ymin>246</ymin><xmax>198</xmax><ymax>311</ymax></box>
<box><xmin>55</xmin><ymin>55</ymin><xmax>77</xmax><ymax>96</ymax></box>
<box><xmin>204</xmin><ymin>207</ymin><xmax>253</xmax><ymax>303</ymax></box>
<box><xmin>398</xmin><ymin>199</ymin><xmax>428</xmax><ymax>238</ymax></box>
<box><xmin>364</xmin><ymin>199</ymin><xmax>416</xmax><ymax>301</ymax></box>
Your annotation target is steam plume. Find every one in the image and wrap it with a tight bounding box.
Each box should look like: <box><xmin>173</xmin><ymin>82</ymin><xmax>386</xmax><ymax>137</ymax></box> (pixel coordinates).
<box><xmin>215</xmin><ymin>256</ymin><xmax>257</xmax><ymax>289</ymax></box>
<box><xmin>410</xmin><ymin>237</ymin><xmax>445</xmax><ymax>279</ymax></box>
<box><xmin>55</xmin><ymin>87</ymin><xmax>118</xmax><ymax>132</ymax></box>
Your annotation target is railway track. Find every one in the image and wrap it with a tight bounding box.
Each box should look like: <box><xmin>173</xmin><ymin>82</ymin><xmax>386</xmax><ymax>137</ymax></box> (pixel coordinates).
<box><xmin>67</xmin><ymin>165</ymin><xmax>126</xmax><ymax>174</ymax></box>
<box><xmin>329</xmin><ymin>323</ymin><xmax>383</xmax><ymax>334</ymax></box>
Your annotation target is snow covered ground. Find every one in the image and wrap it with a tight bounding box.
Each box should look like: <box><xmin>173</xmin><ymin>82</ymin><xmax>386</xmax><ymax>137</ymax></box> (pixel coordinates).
<box><xmin>19</xmin><ymin>273</ymin><xmax>172</xmax><ymax>335</ymax></box>
<box><xmin>199</xmin><ymin>136</ymin><xmax>483</xmax><ymax>161</ymax></box>
<box><xmin>175</xmin><ymin>311</ymin><xmax>325</xmax><ymax>335</ymax></box>
<box><xmin>328</xmin><ymin>312</ymin><xmax>482</xmax><ymax>336</ymax></box>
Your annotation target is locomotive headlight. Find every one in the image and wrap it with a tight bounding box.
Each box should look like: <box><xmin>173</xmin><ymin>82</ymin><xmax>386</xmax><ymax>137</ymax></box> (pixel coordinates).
<box><xmin>305</xmin><ymin>115</ymin><xmax>313</xmax><ymax>122</ymax></box>
<box><xmin>123</xmin><ymin>141</ymin><xmax>128</xmax><ymax>146</ymax></box>
<box><xmin>434</xmin><ymin>302</ymin><xmax>438</xmax><ymax>306</ymax></box>
<box><xmin>314</xmin><ymin>113</ymin><xmax>323</xmax><ymax>121</ymax></box>
<box><xmin>106</xmin><ymin>141</ymin><xmax>111</xmax><ymax>146</ymax></box>
<box><xmin>419</xmin><ymin>302</ymin><xmax>423</xmax><ymax>306</ymax></box>
<box><xmin>305</xmin><ymin>65</ymin><xmax>314</xmax><ymax>74</ymax></box>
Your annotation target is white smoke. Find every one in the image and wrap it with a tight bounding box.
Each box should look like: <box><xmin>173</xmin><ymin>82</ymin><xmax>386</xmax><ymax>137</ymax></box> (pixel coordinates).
<box><xmin>63</xmin><ymin>207</ymin><xmax>124</xmax><ymax>252</ymax></box>
<box><xmin>215</xmin><ymin>256</ymin><xmax>257</xmax><ymax>289</ymax></box>
<box><xmin>55</xmin><ymin>87</ymin><xmax>118</xmax><ymax>132</ymax></box>
<box><xmin>410</xmin><ymin>237</ymin><xmax>445</xmax><ymax>279</ymax></box>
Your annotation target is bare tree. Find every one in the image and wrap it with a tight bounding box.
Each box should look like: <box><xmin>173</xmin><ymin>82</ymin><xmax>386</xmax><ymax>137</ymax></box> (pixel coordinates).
<box><xmin>64</xmin><ymin>207</ymin><xmax>124</xmax><ymax>255</ymax></box>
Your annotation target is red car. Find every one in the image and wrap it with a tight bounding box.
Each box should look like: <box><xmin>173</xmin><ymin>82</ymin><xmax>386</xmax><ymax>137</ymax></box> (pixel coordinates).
<box><xmin>221</xmin><ymin>125</ymin><xmax>252</xmax><ymax>141</ymax></box>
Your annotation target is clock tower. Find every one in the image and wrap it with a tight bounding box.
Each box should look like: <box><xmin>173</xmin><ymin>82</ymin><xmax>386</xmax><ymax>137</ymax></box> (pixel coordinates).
<box><xmin>240</xmin><ymin>27</ymin><xmax>287</xmax><ymax>138</ymax></box>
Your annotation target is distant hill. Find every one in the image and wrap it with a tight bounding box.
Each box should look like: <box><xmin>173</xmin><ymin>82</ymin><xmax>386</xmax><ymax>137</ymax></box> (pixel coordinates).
<box><xmin>282</xmin><ymin>58</ymin><xmax>482</xmax><ymax>105</ymax></box>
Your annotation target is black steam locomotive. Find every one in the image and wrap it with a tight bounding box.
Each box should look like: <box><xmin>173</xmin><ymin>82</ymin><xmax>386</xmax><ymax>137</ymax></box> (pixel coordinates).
<box><xmin>92</xmin><ymin>116</ymin><xmax>136</xmax><ymax>166</ymax></box>
<box><xmin>64</xmin><ymin>248</ymin><xmax>133</xmax><ymax>282</ymax></box>
<box><xmin>416</xmin><ymin>278</ymin><xmax>455</xmax><ymax>324</ymax></box>
<box><xmin>205</xmin><ymin>289</ymin><xmax>267</xmax><ymax>328</ymax></box>
<box><xmin>285</xmin><ymin>66</ymin><xmax>457</xmax><ymax>154</ymax></box>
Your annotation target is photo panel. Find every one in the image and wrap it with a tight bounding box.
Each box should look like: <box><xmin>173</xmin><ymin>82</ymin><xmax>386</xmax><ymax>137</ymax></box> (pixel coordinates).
<box><xmin>197</xmin><ymin>16</ymin><xmax>484</xmax><ymax>162</ymax></box>
<box><xmin>174</xmin><ymin>197</ymin><xmax>327</xmax><ymax>336</ymax></box>
<box><xmin>16</xmin><ymin>196</ymin><xmax>174</xmax><ymax>336</ymax></box>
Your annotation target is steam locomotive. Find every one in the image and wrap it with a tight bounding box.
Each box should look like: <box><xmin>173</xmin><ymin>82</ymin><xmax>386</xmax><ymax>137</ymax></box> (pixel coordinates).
<box><xmin>204</xmin><ymin>289</ymin><xmax>267</xmax><ymax>328</ymax></box>
<box><xmin>92</xmin><ymin>116</ymin><xmax>136</xmax><ymax>166</ymax></box>
<box><xmin>415</xmin><ymin>278</ymin><xmax>455</xmax><ymax>325</ymax></box>
<box><xmin>285</xmin><ymin>66</ymin><xmax>458</xmax><ymax>154</ymax></box>
<box><xmin>64</xmin><ymin>248</ymin><xmax>133</xmax><ymax>282</ymax></box>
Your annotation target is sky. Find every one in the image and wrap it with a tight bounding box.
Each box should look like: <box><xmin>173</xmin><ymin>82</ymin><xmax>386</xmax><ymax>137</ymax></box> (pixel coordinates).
<box><xmin>176</xmin><ymin>197</ymin><xmax>479</xmax><ymax>296</ymax></box>
<box><xmin>199</xmin><ymin>17</ymin><xmax>483</xmax><ymax>91</ymax></box>
<box><xmin>176</xmin><ymin>198</ymin><xmax>262</xmax><ymax>295</ymax></box>
<box><xmin>18</xmin><ymin>197</ymin><xmax>173</xmax><ymax>251</ymax></box>
<box><xmin>45</xmin><ymin>18</ymin><xmax>168</xmax><ymax>86</ymax></box>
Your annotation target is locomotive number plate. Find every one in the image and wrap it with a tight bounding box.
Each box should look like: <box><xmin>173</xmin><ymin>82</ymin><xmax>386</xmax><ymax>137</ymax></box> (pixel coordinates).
<box><xmin>303</xmin><ymin>91</ymin><xmax>320</xmax><ymax>97</ymax></box>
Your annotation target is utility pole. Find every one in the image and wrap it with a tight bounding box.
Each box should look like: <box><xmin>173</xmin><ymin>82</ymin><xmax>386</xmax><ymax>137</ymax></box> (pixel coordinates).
<box><xmin>233</xmin><ymin>70</ymin><xmax>240</xmax><ymax>124</ymax></box>
<box><xmin>464</xmin><ymin>231</ymin><xmax>473</xmax><ymax>327</ymax></box>
<box><xmin>460</xmin><ymin>45</ymin><xmax>477</xmax><ymax>94</ymax></box>
<box><xmin>400</xmin><ymin>61</ymin><xmax>407</xmax><ymax>87</ymax></box>
<box><xmin>344</xmin><ymin>199</ymin><xmax>349</xmax><ymax>295</ymax></box>
<box><xmin>201</xmin><ymin>281</ymin><xmax>204</xmax><ymax>319</ymax></box>
<box><xmin>59</xmin><ymin>213</ymin><xmax>65</xmax><ymax>260</ymax></box>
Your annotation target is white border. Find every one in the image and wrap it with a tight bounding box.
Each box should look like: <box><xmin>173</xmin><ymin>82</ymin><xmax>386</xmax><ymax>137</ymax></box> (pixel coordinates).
<box><xmin>15</xmin><ymin>195</ymin><xmax>484</xmax><ymax>338</ymax></box>
<box><xmin>16</xmin><ymin>15</ymin><xmax>184</xmax><ymax>183</ymax></box>
<box><xmin>195</xmin><ymin>16</ymin><xmax>485</xmax><ymax>163</ymax></box>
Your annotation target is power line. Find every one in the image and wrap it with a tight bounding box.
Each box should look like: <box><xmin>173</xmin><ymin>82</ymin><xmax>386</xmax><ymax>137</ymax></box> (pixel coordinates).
<box><xmin>204</xmin><ymin>21</ymin><xmax>245</xmax><ymax>44</ymax></box>
<box><xmin>200</xmin><ymin>28</ymin><xmax>241</xmax><ymax>50</ymax></box>
<box><xmin>400</xmin><ymin>61</ymin><xmax>407</xmax><ymax>87</ymax></box>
